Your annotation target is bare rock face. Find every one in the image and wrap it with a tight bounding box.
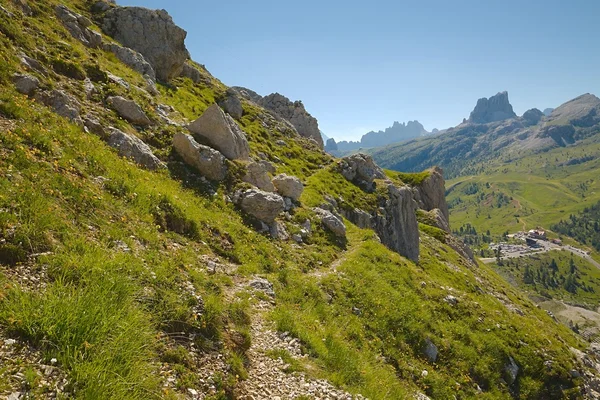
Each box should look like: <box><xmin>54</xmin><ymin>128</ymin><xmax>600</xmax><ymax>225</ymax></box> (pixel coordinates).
<box><xmin>172</xmin><ymin>133</ymin><xmax>227</xmax><ymax>181</ymax></box>
<box><xmin>373</xmin><ymin>184</ymin><xmax>419</xmax><ymax>262</ymax></box>
<box><xmin>272</xmin><ymin>174</ymin><xmax>303</xmax><ymax>201</ymax></box>
<box><xmin>187</xmin><ymin>104</ymin><xmax>250</xmax><ymax>160</ymax></box>
<box><xmin>522</xmin><ymin>108</ymin><xmax>544</xmax><ymax>126</ymax></box>
<box><xmin>219</xmin><ymin>88</ymin><xmax>243</xmax><ymax>120</ymax></box>
<box><xmin>313</xmin><ymin>208</ymin><xmax>346</xmax><ymax>238</ymax></box>
<box><xmin>103</xmin><ymin>42</ymin><xmax>156</xmax><ymax>81</ymax></box>
<box><xmin>107</xmin><ymin>96</ymin><xmax>152</xmax><ymax>126</ymax></box>
<box><xmin>231</xmin><ymin>86</ymin><xmax>262</xmax><ymax>103</ymax></box>
<box><xmin>13</xmin><ymin>74</ymin><xmax>39</xmax><ymax>96</ymax></box>
<box><xmin>243</xmin><ymin>161</ymin><xmax>275</xmax><ymax>192</ymax></box>
<box><xmin>55</xmin><ymin>5</ymin><xmax>102</xmax><ymax>48</ymax></box>
<box><xmin>340</xmin><ymin>153</ymin><xmax>386</xmax><ymax>192</ymax></box>
<box><xmin>238</xmin><ymin>189</ymin><xmax>285</xmax><ymax>223</ymax></box>
<box><xmin>340</xmin><ymin>207</ymin><xmax>372</xmax><ymax>229</ymax></box>
<box><xmin>102</xmin><ymin>7</ymin><xmax>189</xmax><ymax>82</ymax></box>
<box><xmin>258</xmin><ymin>93</ymin><xmax>323</xmax><ymax>147</ymax></box>
<box><xmin>107</xmin><ymin>128</ymin><xmax>164</xmax><ymax>170</ymax></box>
<box><xmin>413</xmin><ymin>167</ymin><xmax>449</xmax><ymax>226</ymax></box>
<box><xmin>468</xmin><ymin>91</ymin><xmax>517</xmax><ymax>124</ymax></box>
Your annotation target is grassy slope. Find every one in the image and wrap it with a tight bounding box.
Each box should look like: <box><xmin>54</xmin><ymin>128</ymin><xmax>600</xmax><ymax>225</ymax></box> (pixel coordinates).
<box><xmin>0</xmin><ymin>1</ymin><xmax>593</xmax><ymax>399</ymax></box>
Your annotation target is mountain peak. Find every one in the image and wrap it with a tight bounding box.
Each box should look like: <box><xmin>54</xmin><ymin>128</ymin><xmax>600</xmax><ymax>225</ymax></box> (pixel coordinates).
<box><xmin>468</xmin><ymin>91</ymin><xmax>517</xmax><ymax>124</ymax></box>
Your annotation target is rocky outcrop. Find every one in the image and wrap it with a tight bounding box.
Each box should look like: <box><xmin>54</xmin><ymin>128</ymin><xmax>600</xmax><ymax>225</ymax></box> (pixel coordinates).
<box><xmin>324</xmin><ymin>138</ymin><xmax>338</xmax><ymax>153</ymax></box>
<box><xmin>102</xmin><ymin>7</ymin><xmax>189</xmax><ymax>82</ymax></box>
<box><xmin>219</xmin><ymin>88</ymin><xmax>243</xmax><ymax>120</ymax></box>
<box><xmin>373</xmin><ymin>185</ymin><xmax>419</xmax><ymax>262</ymax></box>
<box><xmin>180</xmin><ymin>63</ymin><xmax>203</xmax><ymax>84</ymax></box>
<box><xmin>107</xmin><ymin>128</ymin><xmax>164</xmax><ymax>170</ymax></box>
<box><xmin>13</xmin><ymin>74</ymin><xmax>39</xmax><ymax>96</ymax></box>
<box><xmin>249</xmin><ymin>278</ymin><xmax>275</xmax><ymax>298</ymax></box>
<box><xmin>468</xmin><ymin>91</ymin><xmax>517</xmax><ymax>124</ymax></box>
<box><xmin>172</xmin><ymin>133</ymin><xmax>227</xmax><ymax>181</ymax></box>
<box><xmin>272</xmin><ymin>174</ymin><xmax>303</xmax><ymax>201</ymax></box>
<box><xmin>340</xmin><ymin>153</ymin><xmax>386</xmax><ymax>192</ymax></box>
<box><xmin>55</xmin><ymin>5</ymin><xmax>102</xmax><ymax>48</ymax></box>
<box><xmin>340</xmin><ymin>208</ymin><xmax>372</xmax><ymax>229</ymax></box>
<box><xmin>106</xmin><ymin>96</ymin><xmax>152</xmax><ymax>126</ymax></box>
<box><xmin>258</xmin><ymin>93</ymin><xmax>323</xmax><ymax>147</ymax></box>
<box><xmin>103</xmin><ymin>42</ymin><xmax>156</xmax><ymax>81</ymax></box>
<box><xmin>505</xmin><ymin>356</ymin><xmax>519</xmax><ymax>385</ymax></box>
<box><xmin>237</xmin><ymin>189</ymin><xmax>285</xmax><ymax>223</ymax></box>
<box><xmin>231</xmin><ymin>86</ymin><xmax>263</xmax><ymax>103</ymax></box>
<box><xmin>313</xmin><ymin>208</ymin><xmax>346</xmax><ymax>238</ymax></box>
<box><xmin>522</xmin><ymin>108</ymin><xmax>544</xmax><ymax>126</ymax></box>
<box><xmin>243</xmin><ymin>162</ymin><xmax>275</xmax><ymax>192</ymax></box>
<box><xmin>413</xmin><ymin>167</ymin><xmax>449</xmax><ymax>227</ymax></box>
<box><xmin>35</xmin><ymin>90</ymin><xmax>81</xmax><ymax>123</ymax></box>
<box><xmin>187</xmin><ymin>104</ymin><xmax>250</xmax><ymax>160</ymax></box>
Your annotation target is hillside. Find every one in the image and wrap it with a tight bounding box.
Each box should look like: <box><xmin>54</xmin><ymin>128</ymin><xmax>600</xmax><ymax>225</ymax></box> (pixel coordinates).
<box><xmin>1</xmin><ymin>1</ymin><xmax>600</xmax><ymax>399</ymax></box>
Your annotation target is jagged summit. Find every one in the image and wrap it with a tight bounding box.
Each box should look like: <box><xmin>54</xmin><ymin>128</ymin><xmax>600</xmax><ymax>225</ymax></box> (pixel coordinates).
<box><xmin>468</xmin><ymin>91</ymin><xmax>517</xmax><ymax>124</ymax></box>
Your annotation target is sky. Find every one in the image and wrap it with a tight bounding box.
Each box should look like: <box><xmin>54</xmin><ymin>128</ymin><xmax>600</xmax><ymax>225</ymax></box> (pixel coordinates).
<box><xmin>120</xmin><ymin>0</ymin><xmax>600</xmax><ymax>142</ymax></box>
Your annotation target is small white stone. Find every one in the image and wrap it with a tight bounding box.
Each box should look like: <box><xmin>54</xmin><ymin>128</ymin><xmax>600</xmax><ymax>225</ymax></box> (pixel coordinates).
<box><xmin>50</xmin><ymin>358</ymin><xmax>58</xmax><ymax>364</ymax></box>
<box><xmin>422</xmin><ymin>369</ymin><xmax>429</xmax><ymax>377</ymax></box>
<box><xmin>4</xmin><ymin>338</ymin><xmax>16</xmax><ymax>346</ymax></box>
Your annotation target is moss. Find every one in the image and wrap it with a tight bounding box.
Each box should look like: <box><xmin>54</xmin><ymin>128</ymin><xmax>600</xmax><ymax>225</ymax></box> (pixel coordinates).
<box><xmin>52</xmin><ymin>58</ymin><xmax>86</xmax><ymax>80</ymax></box>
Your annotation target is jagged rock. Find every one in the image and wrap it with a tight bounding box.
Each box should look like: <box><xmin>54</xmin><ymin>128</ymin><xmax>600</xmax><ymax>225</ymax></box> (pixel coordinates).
<box><xmin>423</xmin><ymin>339</ymin><xmax>438</xmax><ymax>363</ymax></box>
<box><xmin>106</xmin><ymin>72</ymin><xmax>129</xmax><ymax>89</ymax></box>
<box><xmin>91</xmin><ymin>0</ymin><xmax>115</xmax><ymax>13</ymax></box>
<box><xmin>341</xmin><ymin>208</ymin><xmax>372</xmax><ymax>229</ymax></box>
<box><xmin>35</xmin><ymin>90</ymin><xmax>81</xmax><ymax>123</ymax></box>
<box><xmin>11</xmin><ymin>0</ymin><xmax>32</xmax><ymax>16</ymax></box>
<box><xmin>426</xmin><ymin>208</ymin><xmax>450</xmax><ymax>232</ymax></box>
<box><xmin>219</xmin><ymin>88</ymin><xmax>243</xmax><ymax>120</ymax></box>
<box><xmin>522</xmin><ymin>108</ymin><xmax>544</xmax><ymax>126</ymax></box>
<box><xmin>270</xmin><ymin>221</ymin><xmax>289</xmax><ymax>241</ymax></box>
<box><xmin>243</xmin><ymin>161</ymin><xmax>275</xmax><ymax>192</ymax></box>
<box><xmin>238</xmin><ymin>189</ymin><xmax>285</xmax><ymax>223</ymax></box>
<box><xmin>102</xmin><ymin>7</ymin><xmax>189</xmax><ymax>82</ymax></box>
<box><xmin>172</xmin><ymin>133</ymin><xmax>227</xmax><ymax>181</ymax></box>
<box><xmin>325</xmin><ymin>138</ymin><xmax>338</xmax><ymax>152</ymax></box>
<box><xmin>180</xmin><ymin>63</ymin><xmax>203</xmax><ymax>83</ymax></box>
<box><xmin>106</xmin><ymin>96</ymin><xmax>152</xmax><ymax>126</ymax></box>
<box><xmin>83</xmin><ymin>78</ymin><xmax>98</xmax><ymax>100</ymax></box>
<box><xmin>313</xmin><ymin>208</ymin><xmax>346</xmax><ymax>237</ymax></box>
<box><xmin>272</xmin><ymin>174</ymin><xmax>303</xmax><ymax>201</ymax></box>
<box><xmin>373</xmin><ymin>185</ymin><xmax>419</xmax><ymax>262</ymax></box>
<box><xmin>505</xmin><ymin>356</ymin><xmax>519</xmax><ymax>385</ymax></box>
<box><xmin>19</xmin><ymin>54</ymin><xmax>45</xmax><ymax>75</ymax></box>
<box><xmin>257</xmin><ymin>160</ymin><xmax>276</xmax><ymax>174</ymax></box>
<box><xmin>258</xmin><ymin>93</ymin><xmax>323</xmax><ymax>147</ymax></box>
<box><xmin>83</xmin><ymin>117</ymin><xmax>108</xmax><ymax>139</ymax></box>
<box><xmin>103</xmin><ymin>42</ymin><xmax>156</xmax><ymax>81</ymax></box>
<box><xmin>249</xmin><ymin>277</ymin><xmax>275</xmax><ymax>297</ymax></box>
<box><xmin>55</xmin><ymin>5</ymin><xmax>102</xmax><ymax>48</ymax></box>
<box><xmin>468</xmin><ymin>91</ymin><xmax>517</xmax><ymax>124</ymax></box>
<box><xmin>187</xmin><ymin>104</ymin><xmax>250</xmax><ymax>160</ymax></box>
<box><xmin>340</xmin><ymin>153</ymin><xmax>386</xmax><ymax>192</ymax></box>
<box><xmin>107</xmin><ymin>128</ymin><xmax>164</xmax><ymax>170</ymax></box>
<box><xmin>413</xmin><ymin>167</ymin><xmax>449</xmax><ymax>226</ymax></box>
<box><xmin>13</xmin><ymin>74</ymin><xmax>39</xmax><ymax>96</ymax></box>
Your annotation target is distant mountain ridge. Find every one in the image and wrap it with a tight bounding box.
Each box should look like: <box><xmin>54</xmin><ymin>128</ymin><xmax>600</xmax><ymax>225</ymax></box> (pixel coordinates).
<box><xmin>326</xmin><ymin>120</ymin><xmax>429</xmax><ymax>155</ymax></box>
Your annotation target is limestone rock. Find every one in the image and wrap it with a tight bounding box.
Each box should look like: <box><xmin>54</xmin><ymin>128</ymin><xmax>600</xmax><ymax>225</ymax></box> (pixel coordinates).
<box><xmin>272</xmin><ymin>174</ymin><xmax>303</xmax><ymax>201</ymax></box>
<box><xmin>13</xmin><ymin>74</ymin><xmax>39</xmax><ymax>96</ymax></box>
<box><xmin>373</xmin><ymin>185</ymin><xmax>420</xmax><ymax>262</ymax></box>
<box><xmin>243</xmin><ymin>162</ymin><xmax>275</xmax><ymax>192</ymax></box>
<box><xmin>11</xmin><ymin>0</ymin><xmax>32</xmax><ymax>16</ymax></box>
<box><xmin>340</xmin><ymin>208</ymin><xmax>372</xmax><ymax>229</ymax></box>
<box><xmin>106</xmin><ymin>96</ymin><xmax>151</xmax><ymax>126</ymax></box>
<box><xmin>238</xmin><ymin>189</ymin><xmax>285</xmax><ymax>223</ymax></box>
<box><xmin>91</xmin><ymin>1</ymin><xmax>115</xmax><ymax>13</ymax></box>
<box><xmin>423</xmin><ymin>339</ymin><xmax>438</xmax><ymax>363</ymax></box>
<box><xmin>172</xmin><ymin>133</ymin><xmax>227</xmax><ymax>181</ymax></box>
<box><xmin>258</xmin><ymin>93</ymin><xmax>323</xmax><ymax>147</ymax></box>
<box><xmin>249</xmin><ymin>277</ymin><xmax>275</xmax><ymax>298</ymax></box>
<box><xmin>83</xmin><ymin>117</ymin><xmax>108</xmax><ymax>139</ymax></box>
<box><xmin>19</xmin><ymin>54</ymin><xmax>45</xmax><ymax>75</ymax></box>
<box><xmin>103</xmin><ymin>42</ymin><xmax>156</xmax><ymax>81</ymax></box>
<box><xmin>219</xmin><ymin>88</ymin><xmax>243</xmax><ymax>120</ymax></box>
<box><xmin>325</xmin><ymin>138</ymin><xmax>338</xmax><ymax>153</ymax></box>
<box><xmin>522</xmin><ymin>108</ymin><xmax>544</xmax><ymax>126</ymax></box>
<box><xmin>107</xmin><ymin>128</ymin><xmax>164</xmax><ymax>170</ymax></box>
<box><xmin>413</xmin><ymin>166</ymin><xmax>449</xmax><ymax>226</ymax></box>
<box><xmin>55</xmin><ymin>5</ymin><xmax>102</xmax><ymax>48</ymax></box>
<box><xmin>187</xmin><ymin>104</ymin><xmax>250</xmax><ymax>160</ymax></box>
<box><xmin>231</xmin><ymin>86</ymin><xmax>262</xmax><ymax>103</ymax></box>
<box><xmin>102</xmin><ymin>7</ymin><xmax>189</xmax><ymax>82</ymax></box>
<box><xmin>180</xmin><ymin>63</ymin><xmax>203</xmax><ymax>83</ymax></box>
<box><xmin>340</xmin><ymin>153</ymin><xmax>386</xmax><ymax>192</ymax></box>
<box><xmin>468</xmin><ymin>91</ymin><xmax>517</xmax><ymax>124</ymax></box>
<box><xmin>35</xmin><ymin>90</ymin><xmax>81</xmax><ymax>123</ymax></box>
<box><xmin>505</xmin><ymin>356</ymin><xmax>519</xmax><ymax>385</ymax></box>
<box><xmin>313</xmin><ymin>208</ymin><xmax>346</xmax><ymax>238</ymax></box>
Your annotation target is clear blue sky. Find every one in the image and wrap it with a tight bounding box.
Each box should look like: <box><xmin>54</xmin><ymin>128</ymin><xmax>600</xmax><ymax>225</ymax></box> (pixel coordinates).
<box><xmin>120</xmin><ymin>0</ymin><xmax>600</xmax><ymax>141</ymax></box>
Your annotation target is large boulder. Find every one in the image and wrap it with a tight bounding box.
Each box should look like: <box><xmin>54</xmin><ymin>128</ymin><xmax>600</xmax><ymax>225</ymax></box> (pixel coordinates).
<box><xmin>258</xmin><ymin>93</ymin><xmax>323</xmax><ymax>147</ymax></box>
<box><xmin>373</xmin><ymin>185</ymin><xmax>419</xmax><ymax>262</ymax></box>
<box><xmin>413</xmin><ymin>166</ymin><xmax>449</xmax><ymax>226</ymax></box>
<box><xmin>103</xmin><ymin>42</ymin><xmax>156</xmax><ymax>81</ymax></box>
<box><xmin>340</xmin><ymin>207</ymin><xmax>372</xmax><ymax>229</ymax></box>
<box><xmin>340</xmin><ymin>153</ymin><xmax>386</xmax><ymax>192</ymax></box>
<box><xmin>13</xmin><ymin>74</ymin><xmax>39</xmax><ymax>96</ymax></box>
<box><xmin>243</xmin><ymin>162</ymin><xmax>275</xmax><ymax>192</ymax></box>
<box><xmin>55</xmin><ymin>5</ymin><xmax>102</xmax><ymax>48</ymax></box>
<box><xmin>180</xmin><ymin>63</ymin><xmax>203</xmax><ymax>83</ymax></box>
<box><xmin>172</xmin><ymin>133</ymin><xmax>227</xmax><ymax>181</ymax></box>
<box><xmin>187</xmin><ymin>104</ymin><xmax>250</xmax><ymax>160</ymax></box>
<box><xmin>313</xmin><ymin>208</ymin><xmax>346</xmax><ymax>238</ymax></box>
<box><xmin>107</xmin><ymin>128</ymin><xmax>164</xmax><ymax>170</ymax></box>
<box><xmin>107</xmin><ymin>96</ymin><xmax>152</xmax><ymax>126</ymax></box>
<box><xmin>219</xmin><ymin>88</ymin><xmax>243</xmax><ymax>120</ymax></box>
<box><xmin>238</xmin><ymin>189</ymin><xmax>285</xmax><ymax>223</ymax></box>
<box><xmin>35</xmin><ymin>90</ymin><xmax>81</xmax><ymax>123</ymax></box>
<box><xmin>272</xmin><ymin>174</ymin><xmax>303</xmax><ymax>201</ymax></box>
<box><xmin>468</xmin><ymin>91</ymin><xmax>517</xmax><ymax>124</ymax></box>
<box><xmin>102</xmin><ymin>7</ymin><xmax>189</xmax><ymax>82</ymax></box>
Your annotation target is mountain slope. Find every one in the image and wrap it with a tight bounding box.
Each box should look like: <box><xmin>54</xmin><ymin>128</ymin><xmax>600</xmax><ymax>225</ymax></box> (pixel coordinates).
<box><xmin>0</xmin><ymin>2</ymin><xmax>598</xmax><ymax>399</ymax></box>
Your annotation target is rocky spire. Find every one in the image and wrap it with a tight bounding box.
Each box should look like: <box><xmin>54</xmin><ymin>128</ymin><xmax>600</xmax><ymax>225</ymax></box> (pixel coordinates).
<box><xmin>468</xmin><ymin>91</ymin><xmax>517</xmax><ymax>124</ymax></box>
